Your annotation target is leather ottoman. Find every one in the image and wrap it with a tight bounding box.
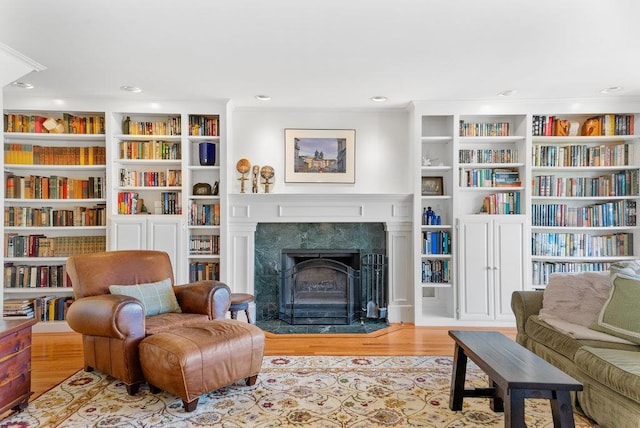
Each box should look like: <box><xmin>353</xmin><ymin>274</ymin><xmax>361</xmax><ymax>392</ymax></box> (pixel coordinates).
<box><xmin>139</xmin><ymin>319</ymin><xmax>265</xmax><ymax>412</ymax></box>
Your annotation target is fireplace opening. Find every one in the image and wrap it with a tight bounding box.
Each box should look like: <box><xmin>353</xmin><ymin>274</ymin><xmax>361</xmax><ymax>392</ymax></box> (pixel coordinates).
<box><xmin>279</xmin><ymin>249</ymin><xmax>360</xmax><ymax>325</ymax></box>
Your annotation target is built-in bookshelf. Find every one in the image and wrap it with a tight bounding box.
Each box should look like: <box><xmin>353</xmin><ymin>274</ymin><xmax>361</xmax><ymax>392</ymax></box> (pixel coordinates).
<box><xmin>186</xmin><ymin>114</ymin><xmax>222</xmax><ymax>282</ymax></box>
<box><xmin>3</xmin><ymin>110</ymin><xmax>107</xmax><ymax>331</ymax></box>
<box><xmin>108</xmin><ymin>112</ymin><xmax>185</xmax><ymax>280</ymax></box>
<box><xmin>415</xmin><ymin>111</ymin><xmax>637</xmax><ymax>322</ymax></box>
<box><xmin>112</xmin><ymin>113</ymin><xmax>183</xmax><ymax>216</ymax></box>
<box><xmin>456</xmin><ymin>115</ymin><xmax>528</xmax><ymax>322</ymax></box>
<box><xmin>414</xmin><ymin>113</ymin><xmax>528</xmax><ymax>324</ymax></box>
<box><xmin>415</xmin><ymin>115</ymin><xmax>455</xmax><ymax>323</ymax></box>
<box><xmin>530</xmin><ymin>113</ymin><xmax>640</xmax><ymax>287</ymax></box>
<box><xmin>457</xmin><ymin>115</ymin><xmax>527</xmax><ymax>216</ymax></box>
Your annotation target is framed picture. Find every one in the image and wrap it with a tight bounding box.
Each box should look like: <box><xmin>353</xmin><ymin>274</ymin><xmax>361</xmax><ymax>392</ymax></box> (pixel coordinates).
<box><xmin>285</xmin><ymin>128</ymin><xmax>355</xmax><ymax>183</ymax></box>
<box><xmin>421</xmin><ymin>176</ymin><xmax>444</xmax><ymax>195</ymax></box>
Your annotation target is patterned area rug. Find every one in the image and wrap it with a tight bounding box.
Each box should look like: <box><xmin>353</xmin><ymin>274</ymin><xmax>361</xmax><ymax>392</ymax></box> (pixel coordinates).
<box><xmin>1</xmin><ymin>356</ymin><xmax>595</xmax><ymax>427</ymax></box>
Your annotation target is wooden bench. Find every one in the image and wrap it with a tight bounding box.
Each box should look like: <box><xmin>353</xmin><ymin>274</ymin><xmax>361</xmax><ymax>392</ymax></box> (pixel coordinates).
<box><xmin>448</xmin><ymin>330</ymin><xmax>583</xmax><ymax>428</ymax></box>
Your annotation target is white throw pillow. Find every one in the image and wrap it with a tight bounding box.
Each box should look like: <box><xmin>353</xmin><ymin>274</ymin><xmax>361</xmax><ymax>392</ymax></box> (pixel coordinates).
<box><xmin>539</xmin><ymin>271</ymin><xmax>611</xmax><ymax>327</ymax></box>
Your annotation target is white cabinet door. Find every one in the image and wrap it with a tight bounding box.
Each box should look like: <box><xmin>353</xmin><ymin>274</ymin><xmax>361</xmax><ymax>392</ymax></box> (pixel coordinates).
<box><xmin>458</xmin><ymin>216</ymin><xmax>526</xmax><ymax>321</ymax></box>
<box><xmin>109</xmin><ymin>217</ymin><xmax>146</xmax><ymax>251</ymax></box>
<box><xmin>493</xmin><ymin>217</ymin><xmax>526</xmax><ymax>320</ymax></box>
<box><xmin>109</xmin><ymin>216</ymin><xmax>184</xmax><ymax>282</ymax></box>
<box><xmin>458</xmin><ymin>217</ymin><xmax>493</xmax><ymax>320</ymax></box>
<box><xmin>148</xmin><ymin>217</ymin><xmax>183</xmax><ymax>282</ymax></box>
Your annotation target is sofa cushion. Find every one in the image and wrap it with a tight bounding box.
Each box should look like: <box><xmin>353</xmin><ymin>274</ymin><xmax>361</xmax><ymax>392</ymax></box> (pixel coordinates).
<box><xmin>109</xmin><ymin>278</ymin><xmax>181</xmax><ymax>317</ymax></box>
<box><xmin>525</xmin><ymin>315</ymin><xmax>640</xmax><ymax>361</ymax></box>
<box><xmin>539</xmin><ymin>271</ymin><xmax>610</xmax><ymax>327</ymax></box>
<box><xmin>575</xmin><ymin>346</ymin><xmax>640</xmax><ymax>404</ymax></box>
<box><xmin>525</xmin><ymin>315</ymin><xmax>586</xmax><ymax>361</ymax></box>
<box><xmin>540</xmin><ymin>316</ymin><xmax>634</xmax><ymax>344</ymax></box>
<box><xmin>591</xmin><ymin>273</ymin><xmax>640</xmax><ymax>344</ymax></box>
<box><xmin>145</xmin><ymin>312</ymin><xmax>209</xmax><ymax>335</ymax></box>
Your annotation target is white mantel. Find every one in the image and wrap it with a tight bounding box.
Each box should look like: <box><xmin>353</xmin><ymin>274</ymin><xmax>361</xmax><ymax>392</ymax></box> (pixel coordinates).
<box><xmin>226</xmin><ymin>193</ymin><xmax>414</xmax><ymax>323</ymax></box>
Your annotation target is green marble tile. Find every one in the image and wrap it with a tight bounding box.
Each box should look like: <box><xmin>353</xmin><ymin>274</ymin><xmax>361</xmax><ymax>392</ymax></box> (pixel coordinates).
<box><xmin>254</xmin><ymin>223</ymin><xmax>386</xmax><ymax>321</ymax></box>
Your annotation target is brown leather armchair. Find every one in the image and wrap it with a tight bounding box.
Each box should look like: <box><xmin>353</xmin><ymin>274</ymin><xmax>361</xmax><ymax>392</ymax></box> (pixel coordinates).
<box><xmin>66</xmin><ymin>250</ymin><xmax>231</xmax><ymax>394</ymax></box>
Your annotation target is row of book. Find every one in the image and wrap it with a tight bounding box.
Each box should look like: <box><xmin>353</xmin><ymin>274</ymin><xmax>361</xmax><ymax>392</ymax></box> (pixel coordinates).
<box><xmin>532</xmin><ymin>143</ymin><xmax>635</xmax><ymax>167</ymax></box>
<box><xmin>531</xmin><ymin>261</ymin><xmax>612</xmax><ymax>287</ymax></box>
<box><xmin>459</xmin><ymin>120</ymin><xmax>510</xmax><ymax>137</ymax></box>
<box><xmin>160</xmin><ymin>192</ymin><xmax>181</xmax><ymax>215</ymax></box>
<box><xmin>117</xmin><ymin>191</ymin><xmax>140</xmax><ymax>214</ymax></box>
<box><xmin>4</xmin><ymin>113</ymin><xmax>105</xmax><ymax>134</ymax></box>
<box><xmin>4</xmin><ymin>263</ymin><xmax>68</xmax><ymax>288</ymax></box>
<box><xmin>533</xmin><ymin>171</ymin><xmax>639</xmax><ymax>197</ymax></box>
<box><xmin>421</xmin><ymin>259</ymin><xmax>450</xmax><ymax>284</ymax></box>
<box><xmin>5</xmin><ymin>174</ymin><xmax>105</xmax><ymax>199</ymax></box>
<box><xmin>4</xmin><ymin>234</ymin><xmax>106</xmax><ymax>258</ymax></box>
<box><xmin>189</xmin><ymin>201</ymin><xmax>221</xmax><ymax>226</ymax></box>
<box><xmin>531</xmin><ymin>232</ymin><xmax>633</xmax><ymax>257</ymax></box>
<box><xmin>532</xmin><ymin>114</ymin><xmax>635</xmax><ymax>137</ymax></box>
<box><xmin>188</xmin><ymin>115</ymin><xmax>219</xmax><ymax>136</ymax></box>
<box><xmin>118</xmin><ymin>168</ymin><xmax>182</xmax><ymax>187</ymax></box>
<box><xmin>189</xmin><ymin>235</ymin><xmax>220</xmax><ymax>255</ymax></box>
<box><xmin>459</xmin><ymin>168</ymin><xmax>521</xmax><ymax>188</ymax></box>
<box><xmin>3</xmin><ymin>298</ymin><xmax>35</xmax><ymax>318</ymax></box>
<box><xmin>188</xmin><ymin>261</ymin><xmax>220</xmax><ymax>282</ymax></box>
<box><xmin>480</xmin><ymin>192</ymin><xmax>521</xmax><ymax>214</ymax></box>
<box><xmin>119</xmin><ymin>140</ymin><xmax>181</xmax><ymax>160</ymax></box>
<box><xmin>5</xmin><ymin>205</ymin><xmax>106</xmax><ymax>228</ymax></box>
<box><xmin>122</xmin><ymin>116</ymin><xmax>181</xmax><ymax>136</ymax></box>
<box><xmin>3</xmin><ymin>296</ymin><xmax>73</xmax><ymax>322</ymax></box>
<box><xmin>421</xmin><ymin>231</ymin><xmax>451</xmax><ymax>255</ymax></box>
<box><xmin>117</xmin><ymin>191</ymin><xmax>183</xmax><ymax>215</ymax></box>
<box><xmin>531</xmin><ymin>200</ymin><xmax>637</xmax><ymax>227</ymax></box>
<box><xmin>4</xmin><ymin>144</ymin><xmax>106</xmax><ymax>165</ymax></box>
<box><xmin>458</xmin><ymin>148</ymin><xmax>519</xmax><ymax>164</ymax></box>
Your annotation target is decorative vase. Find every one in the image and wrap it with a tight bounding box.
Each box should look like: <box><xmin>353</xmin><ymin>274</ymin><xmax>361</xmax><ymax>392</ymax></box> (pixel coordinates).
<box><xmin>199</xmin><ymin>142</ymin><xmax>215</xmax><ymax>166</ymax></box>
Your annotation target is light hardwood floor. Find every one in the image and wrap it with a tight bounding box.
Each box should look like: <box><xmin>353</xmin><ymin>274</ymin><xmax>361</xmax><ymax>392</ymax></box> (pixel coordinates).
<box><xmin>30</xmin><ymin>324</ymin><xmax>517</xmax><ymax>400</ymax></box>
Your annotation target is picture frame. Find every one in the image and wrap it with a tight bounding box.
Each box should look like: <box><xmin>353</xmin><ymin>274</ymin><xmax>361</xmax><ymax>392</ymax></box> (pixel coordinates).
<box><xmin>421</xmin><ymin>176</ymin><xmax>444</xmax><ymax>195</ymax></box>
<box><xmin>284</xmin><ymin>128</ymin><xmax>356</xmax><ymax>183</ymax></box>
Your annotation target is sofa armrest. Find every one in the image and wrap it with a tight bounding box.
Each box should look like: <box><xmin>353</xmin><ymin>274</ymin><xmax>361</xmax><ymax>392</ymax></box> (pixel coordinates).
<box><xmin>66</xmin><ymin>294</ymin><xmax>145</xmax><ymax>340</ymax></box>
<box><xmin>511</xmin><ymin>291</ymin><xmax>544</xmax><ymax>333</ymax></box>
<box><xmin>174</xmin><ymin>281</ymin><xmax>231</xmax><ymax>319</ymax></box>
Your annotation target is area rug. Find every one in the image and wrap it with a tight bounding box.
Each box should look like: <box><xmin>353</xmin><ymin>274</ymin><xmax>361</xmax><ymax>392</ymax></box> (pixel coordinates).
<box><xmin>1</xmin><ymin>356</ymin><xmax>595</xmax><ymax>427</ymax></box>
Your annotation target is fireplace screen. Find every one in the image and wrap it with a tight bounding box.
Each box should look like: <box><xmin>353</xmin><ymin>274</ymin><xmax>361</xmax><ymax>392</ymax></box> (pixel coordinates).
<box><xmin>279</xmin><ymin>251</ymin><xmax>360</xmax><ymax>325</ymax></box>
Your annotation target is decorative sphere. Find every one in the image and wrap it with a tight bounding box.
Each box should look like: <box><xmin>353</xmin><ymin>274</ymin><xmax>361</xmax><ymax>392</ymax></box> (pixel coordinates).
<box><xmin>236</xmin><ymin>158</ymin><xmax>250</xmax><ymax>173</ymax></box>
<box><xmin>260</xmin><ymin>165</ymin><xmax>274</xmax><ymax>179</ymax></box>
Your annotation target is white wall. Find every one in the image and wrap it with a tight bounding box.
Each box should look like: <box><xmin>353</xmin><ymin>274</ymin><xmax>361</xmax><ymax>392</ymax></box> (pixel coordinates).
<box><xmin>229</xmin><ymin>108</ymin><xmax>411</xmax><ymax>195</ymax></box>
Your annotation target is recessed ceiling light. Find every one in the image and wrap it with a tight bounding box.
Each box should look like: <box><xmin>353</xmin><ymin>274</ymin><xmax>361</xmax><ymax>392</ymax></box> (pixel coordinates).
<box><xmin>120</xmin><ymin>85</ymin><xmax>142</xmax><ymax>93</ymax></box>
<box><xmin>11</xmin><ymin>81</ymin><xmax>34</xmax><ymax>89</ymax></box>
<box><xmin>498</xmin><ymin>89</ymin><xmax>516</xmax><ymax>97</ymax></box>
<box><xmin>600</xmin><ymin>86</ymin><xmax>623</xmax><ymax>94</ymax></box>
<box><xmin>370</xmin><ymin>96</ymin><xmax>388</xmax><ymax>102</ymax></box>
<box><xmin>255</xmin><ymin>95</ymin><xmax>271</xmax><ymax>101</ymax></box>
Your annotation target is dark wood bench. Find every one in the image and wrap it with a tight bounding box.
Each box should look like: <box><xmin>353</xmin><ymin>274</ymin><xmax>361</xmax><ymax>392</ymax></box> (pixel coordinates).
<box><xmin>448</xmin><ymin>330</ymin><xmax>583</xmax><ymax>428</ymax></box>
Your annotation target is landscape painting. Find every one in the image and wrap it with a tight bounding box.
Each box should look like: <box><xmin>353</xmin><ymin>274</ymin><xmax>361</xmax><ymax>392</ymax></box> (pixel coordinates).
<box><xmin>285</xmin><ymin>129</ymin><xmax>355</xmax><ymax>183</ymax></box>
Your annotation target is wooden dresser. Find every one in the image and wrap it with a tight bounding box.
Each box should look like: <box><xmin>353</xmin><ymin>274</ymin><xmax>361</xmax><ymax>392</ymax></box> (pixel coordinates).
<box><xmin>0</xmin><ymin>319</ymin><xmax>37</xmax><ymax>415</ymax></box>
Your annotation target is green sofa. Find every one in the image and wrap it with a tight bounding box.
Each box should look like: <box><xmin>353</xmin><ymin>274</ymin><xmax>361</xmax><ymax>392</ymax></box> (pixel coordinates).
<box><xmin>512</xmin><ymin>288</ymin><xmax>640</xmax><ymax>428</ymax></box>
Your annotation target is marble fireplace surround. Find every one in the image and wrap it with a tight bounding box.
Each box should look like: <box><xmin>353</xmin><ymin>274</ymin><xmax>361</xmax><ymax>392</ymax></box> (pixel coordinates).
<box><xmin>227</xmin><ymin>193</ymin><xmax>414</xmax><ymax>324</ymax></box>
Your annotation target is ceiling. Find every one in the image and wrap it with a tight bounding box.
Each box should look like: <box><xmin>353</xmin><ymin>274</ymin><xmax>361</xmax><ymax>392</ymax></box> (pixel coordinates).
<box><xmin>2</xmin><ymin>0</ymin><xmax>640</xmax><ymax>109</ymax></box>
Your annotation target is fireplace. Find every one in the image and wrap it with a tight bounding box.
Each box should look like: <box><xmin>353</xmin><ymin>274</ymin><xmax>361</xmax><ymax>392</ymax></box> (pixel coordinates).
<box><xmin>229</xmin><ymin>194</ymin><xmax>413</xmax><ymax>325</ymax></box>
<box><xmin>279</xmin><ymin>249</ymin><xmax>360</xmax><ymax>325</ymax></box>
